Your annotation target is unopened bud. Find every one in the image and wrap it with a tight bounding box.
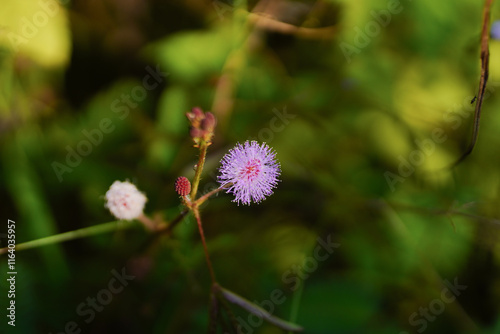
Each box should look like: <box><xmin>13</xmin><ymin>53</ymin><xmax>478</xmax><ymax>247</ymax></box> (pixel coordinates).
<box><xmin>201</xmin><ymin>112</ymin><xmax>216</xmax><ymax>132</ymax></box>
<box><xmin>190</xmin><ymin>127</ymin><xmax>203</xmax><ymax>139</ymax></box>
<box><xmin>201</xmin><ymin>112</ymin><xmax>216</xmax><ymax>144</ymax></box>
<box><xmin>191</xmin><ymin>107</ymin><xmax>204</xmax><ymax>119</ymax></box>
<box><xmin>186</xmin><ymin>107</ymin><xmax>217</xmax><ymax>146</ymax></box>
<box><xmin>186</xmin><ymin>107</ymin><xmax>204</xmax><ymax>127</ymax></box>
<box><xmin>175</xmin><ymin>176</ymin><xmax>191</xmax><ymax>196</ymax></box>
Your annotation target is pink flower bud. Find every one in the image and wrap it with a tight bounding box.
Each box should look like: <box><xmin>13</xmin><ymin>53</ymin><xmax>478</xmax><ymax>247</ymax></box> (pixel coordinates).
<box><xmin>201</xmin><ymin>112</ymin><xmax>216</xmax><ymax>132</ymax></box>
<box><xmin>175</xmin><ymin>176</ymin><xmax>191</xmax><ymax>196</ymax></box>
<box><xmin>186</xmin><ymin>107</ymin><xmax>204</xmax><ymax>127</ymax></box>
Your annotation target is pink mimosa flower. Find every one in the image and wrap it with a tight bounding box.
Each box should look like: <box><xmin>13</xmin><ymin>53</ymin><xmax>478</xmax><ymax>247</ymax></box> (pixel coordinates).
<box><xmin>218</xmin><ymin>141</ymin><xmax>281</xmax><ymax>205</ymax></box>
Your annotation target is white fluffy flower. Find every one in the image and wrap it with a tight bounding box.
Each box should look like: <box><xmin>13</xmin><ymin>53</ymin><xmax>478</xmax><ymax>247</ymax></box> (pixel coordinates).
<box><xmin>105</xmin><ymin>181</ymin><xmax>147</xmax><ymax>220</ymax></box>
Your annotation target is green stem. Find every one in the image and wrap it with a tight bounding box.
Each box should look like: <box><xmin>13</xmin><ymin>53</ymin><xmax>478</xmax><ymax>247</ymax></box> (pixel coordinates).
<box><xmin>1</xmin><ymin>209</ymin><xmax>192</xmax><ymax>255</ymax></box>
<box><xmin>193</xmin><ymin>208</ymin><xmax>217</xmax><ymax>284</ymax></box>
<box><xmin>190</xmin><ymin>142</ymin><xmax>208</xmax><ymax>199</ymax></box>
<box><xmin>288</xmin><ymin>280</ymin><xmax>304</xmax><ymax>333</ymax></box>
<box><xmin>0</xmin><ymin>220</ymin><xmax>137</xmax><ymax>255</ymax></box>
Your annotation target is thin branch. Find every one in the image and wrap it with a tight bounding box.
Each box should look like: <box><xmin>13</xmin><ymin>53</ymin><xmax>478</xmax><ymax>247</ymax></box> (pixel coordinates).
<box><xmin>208</xmin><ymin>289</ymin><xmax>219</xmax><ymax>334</ymax></box>
<box><xmin>155</xmin><ymin>209</ymin><xmax>190</xmax><ymax>235</ymax></box>
<box><xmin>451</xmin><ymin>0</ymin><xmax>494</xmax><ymax>166</ymax></box>
<box><xmin>193</xmin><ymin>208</ymin><xmax>217</xmax><ymax>284</ymax></box>
<box><xmin>213</xmin><ymin>283</ymin><xmax>241</xmax><ymax>333</ymax></box>
<box><xmin>0</xmin><ymin>209</ymin><xmax>191</xmax><ymax>255</ymax></box>
<box><xmin>195</xmin><ymin>183</ymin><xmax>232</xmax><ymax>207</ymax></box>
<box><xmin>368</xmin><ymin>199</ymin><xmax>500</xmax><ymax>227</ymax></box>
<box><xmin>247</xmin><ymin>12</ymin><xmax>337</xmax><ymax>39</ymax></box>
<box><xmin>0</xmin><ymin>220</ymin><xmax>137</xmax><ymax>255</ymax></box>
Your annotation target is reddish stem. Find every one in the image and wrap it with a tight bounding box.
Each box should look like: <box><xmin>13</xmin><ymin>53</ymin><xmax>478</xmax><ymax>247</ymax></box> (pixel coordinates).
<box><xmin>193</xmin><ymin>208</ymin><xmax>217</xmax><ymax>284</ymax></box>
<box><xmin>194</xmin><ymin>183</ymin><xmax>232</xmax><ymax>207</ymax></box>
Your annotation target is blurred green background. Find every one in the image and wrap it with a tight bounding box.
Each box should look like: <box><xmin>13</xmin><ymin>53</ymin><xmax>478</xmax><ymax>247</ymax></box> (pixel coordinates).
<box><xmin>2</xmin><ymin>0</ymin><xmax>500</xmax><ymax>333</ymax></box>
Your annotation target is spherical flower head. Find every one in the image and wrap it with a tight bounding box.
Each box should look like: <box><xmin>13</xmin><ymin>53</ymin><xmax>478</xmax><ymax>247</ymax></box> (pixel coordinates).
<box><xmin>105</xmin><ymin>181</ymin><xmax>147</xmax><ymax>220</ymax></box>
<box><xmin>218</xmin><ymin>141</ymin><xmax>281</xmax><ymax>205</ymax></box>
<box><xmin>175</xmin><ymin>176</ymin><xmax>191</xmax><ymax>196</ymax></box>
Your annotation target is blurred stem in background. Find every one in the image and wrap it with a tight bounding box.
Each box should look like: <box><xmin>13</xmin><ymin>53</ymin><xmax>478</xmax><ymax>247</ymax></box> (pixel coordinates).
<box><xmin>380</xmin><ymin>200</ymin><xmax>479</xmax><ymax>333</ymax></box>
<box><xmin>288</xmin><ymin>280</ymin><xmax>304</xmax><ymax>333</ymax></box>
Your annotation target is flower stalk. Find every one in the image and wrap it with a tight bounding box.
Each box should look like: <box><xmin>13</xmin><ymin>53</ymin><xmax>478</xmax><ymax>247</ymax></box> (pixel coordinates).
<box><xmin>0</xmin><ymin>220</ymin><xmax>137</xmax><ymax>255</ymax></box>
<box><xmin>190</xmin><ymin>141</ymin><xmax>208</xmax><ymax>199</ymax></box>
<box><xmin>193</xmin><ymin>207</ymin><xmax>217</xmax><ymax>284</ymax></box>
<box><xmin>194</xmin><ymin>183</ymin><xmax>232</xmax><ymax>207</ymax></box>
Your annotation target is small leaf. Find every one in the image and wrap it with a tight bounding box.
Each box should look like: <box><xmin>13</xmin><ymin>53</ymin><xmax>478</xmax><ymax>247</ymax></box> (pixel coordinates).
<box><xmin>217</xmin><ymin>286</ymin><xmax>304</xmax><ymax>332</ymax></box>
